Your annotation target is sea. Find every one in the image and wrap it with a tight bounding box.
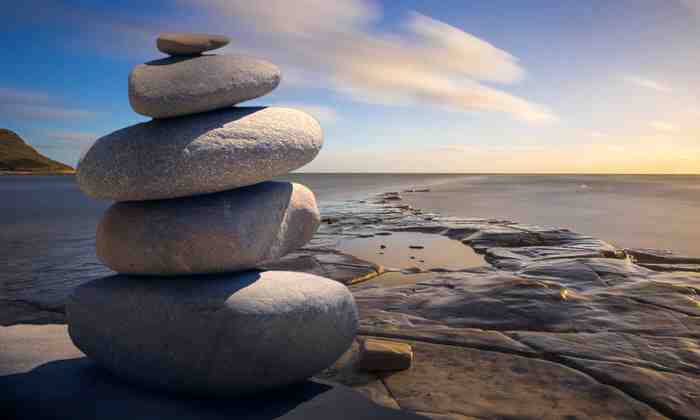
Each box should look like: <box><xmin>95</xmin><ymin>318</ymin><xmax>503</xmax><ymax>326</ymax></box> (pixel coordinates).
<box><xmin>1</xmin><ymin>174</ymin><xmax>698</xmax><ymax>308</ymax></box>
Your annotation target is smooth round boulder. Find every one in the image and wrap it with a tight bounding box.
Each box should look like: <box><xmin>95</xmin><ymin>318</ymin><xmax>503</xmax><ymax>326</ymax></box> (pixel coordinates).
<box><xmin>96</xmin><ymin>181</ymin><xmax>320</xmax><ymax>275</ymax></box>
<box><xmin>77</xmin><ymin>107</ymin><xmax>322</xmax><ymax>201</ymax></box>
<box><xmin>129</xmin><ymin>55</ymin><xmax>280</xmax><ymax>118</ymax></box>
<box><xmin>66</xmin><ymin>271</ymin><xmax>359</xmax><ymax>397</ymax></box>
<box><xmin>156</xmin><ymin>32</ymin><xmax>230</xmax><ymax>56</ymax></box>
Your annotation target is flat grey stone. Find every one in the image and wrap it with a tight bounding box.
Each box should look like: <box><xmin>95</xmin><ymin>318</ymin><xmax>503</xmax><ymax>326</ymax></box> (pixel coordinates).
<box><xmin>0</xmin><ymin>325</ymin><xmax>422</xmax><ymax>420</ymax></box>
<box><xmin>77</xmin><ymin>107</ymin><xmax>322</xmax><ymax>201</ymax></box>
<box><xmin>129</xmin><ymin>55</ymin><xmax>280</xmax><ymax>118</ymax></box>
<box><xmin>156</xmin><ymin>33</ymin><xmax>230</xmax><ymax>56</ymax></box>
<box><xmin>66</xmin><ymin>271</ymin><xmax>359</xmax><ymax>397</ymax></box>
<box><xmin>97</xmin><ymin>182</ymin><xmax>319</xmax><ymax>275</ymax></box>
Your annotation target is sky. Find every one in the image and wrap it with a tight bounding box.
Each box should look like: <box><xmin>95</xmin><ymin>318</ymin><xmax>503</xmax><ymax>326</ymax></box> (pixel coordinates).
<box><xmin>2</xmin><ymin>0</ymin><xmax>699</xmax><ymax>173</ymax></box>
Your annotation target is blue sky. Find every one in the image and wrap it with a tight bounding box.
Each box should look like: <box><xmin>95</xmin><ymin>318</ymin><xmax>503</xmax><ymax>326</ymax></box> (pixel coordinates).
<box><xmin>2</xmin><ymin>0</ymin><xmax>699</xmax><ymax>173</ymax></box>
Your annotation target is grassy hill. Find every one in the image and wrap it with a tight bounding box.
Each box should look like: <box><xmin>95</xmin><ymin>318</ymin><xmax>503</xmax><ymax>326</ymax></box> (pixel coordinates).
<box><xmin>0</xmin><ymin>129</ymin><xmax>75</xmax><ymax>174</ymax></box>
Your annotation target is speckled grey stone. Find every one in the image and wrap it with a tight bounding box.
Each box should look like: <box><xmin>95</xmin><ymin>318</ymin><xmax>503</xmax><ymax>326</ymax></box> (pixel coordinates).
<box><xmin>156</xmin><ymin>32</ymin><xmax>230</xmax><ymax>56</ymax></box>
<box><xmin>96</xmin><ymin>182</ymin><xmax>320</xmax><ymax>275</ymax></box>
<box><xmin>66</xmin><ymin>271</ymin><xmax>359</xmax><ymax>397</ymax></box>
<box><xmin>77</xmin><ymin>107</ymin><xmax>322</xmax><ymax>201</ymax></box>
<box><xmin>129</xmin><ymin>55</ymin><xmax>280</xmax><ymax>118</ymax></box>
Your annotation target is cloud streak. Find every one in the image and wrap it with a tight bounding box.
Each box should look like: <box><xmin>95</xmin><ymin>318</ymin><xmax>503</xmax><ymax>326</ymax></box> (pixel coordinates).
<box><xmin>44</xmin><ymin>130</ymin><xmax>98</xmax><ymax>142</ymax></box>
<box><xmin>272</xmin><ymin>103</ymin><xmax>339</xmax><ymax>125</ymax></box>
<box><xmin>0</xmin><ymin>87</ymin><xmax>98</xmax><ymax>120</ymax></box>
<box><xmin>622</xmin><ymin>76</ymin><xmax>672</xmax><ymax>93</ymax></box>
<box><xmin>650</xmin><ymin>121</ymin><xmax>680</xmax><ymax>132</ymax></box>
<box><xmin>179</xmin><ymin>0</ymin><xmax>556</xmax><ymax>124</ymax></box>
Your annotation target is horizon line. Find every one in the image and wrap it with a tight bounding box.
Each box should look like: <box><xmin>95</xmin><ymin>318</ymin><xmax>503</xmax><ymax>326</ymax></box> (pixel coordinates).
<box><xmin>291</xmin><ymin>172</ymin><xmax>700</xmax><ymax>176</ymax></box>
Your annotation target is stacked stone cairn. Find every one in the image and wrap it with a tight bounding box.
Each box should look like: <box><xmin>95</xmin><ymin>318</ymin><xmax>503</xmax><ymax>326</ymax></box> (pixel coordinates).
<box><xmin>68</xmin><ymin>33</ymin><xmax>358</xmax><ymax>397</ymax></box>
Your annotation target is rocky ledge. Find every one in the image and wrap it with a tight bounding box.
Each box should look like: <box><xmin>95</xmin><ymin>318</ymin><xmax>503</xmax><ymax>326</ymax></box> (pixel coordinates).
<box><xmin>313</xmin><ymin>192</ymin><xmax>700</xmax><ymax>420</ymax></box>
<box><xmin>2</xmin><ymin>189</ymin><xmax>698</xmax><ymax>419</ymax></box>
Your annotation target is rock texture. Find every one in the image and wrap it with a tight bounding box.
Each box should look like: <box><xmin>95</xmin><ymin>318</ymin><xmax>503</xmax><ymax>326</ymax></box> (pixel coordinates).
<box><xmin>76</xmin><ymin>107</ymin><xmax>322</xmax><ymax>201</ymax></box>
<box><xmin>66</xmin><ymin>271</ymin><xmax>359</xmax><ymax>397</ymax></box>
<box><xmin>312</xmin><ymin>193</ymin><xmax>700</xmax><ymax>420</ymax></box>
<box><xmin>156</xmin><ymin>33</ymin><xmax>230</xmax><ymax>56</ymax></box>
<box><xmin>129</xmin><ymin>55</ymin><xmax>280</xmax><ymax>118</ymax></box>
<box><xmin>96</xmin><ymin>182</ymin><xmax>320</xmax><ymax>275</ymax></box>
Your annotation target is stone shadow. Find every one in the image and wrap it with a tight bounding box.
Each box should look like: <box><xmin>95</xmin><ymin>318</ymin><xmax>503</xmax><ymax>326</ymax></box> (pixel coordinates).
<box><xmin>0</xmin><ymin>357</ymin><xmax>422</xmax><ymax>420</ymax></box>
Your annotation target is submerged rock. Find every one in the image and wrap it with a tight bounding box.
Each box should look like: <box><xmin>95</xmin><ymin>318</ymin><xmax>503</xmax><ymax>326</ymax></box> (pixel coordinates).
<box><xmin>129</xmin><ymin>55</ymin><xmax>280</xmax><ymax>118</ymax></box>
<box><xmin>66</xmin><ymin>271</ymin><xmax>359</xmax><ymax>397</ymax></box>
<box><xmin>96</xmin><ymin>182</ymin><xmax>320</xmax><ymax>275</ymax></box>
<box><xmin>77</xmin><ymin>107</ymin><xmax>322</xmax><ymax>201</ymax></box>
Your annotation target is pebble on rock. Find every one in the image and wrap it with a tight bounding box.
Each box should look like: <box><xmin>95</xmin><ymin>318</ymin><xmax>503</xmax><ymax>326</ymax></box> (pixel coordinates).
<box><xmin>67</xmin><ymin>271</ymin><xmax>359</xmax><ymax>397</ymax></box>
<box><xmin>77</xmin><ymin>107</ymin><xmax>322</xmax><ymax>201</ymax></box>
<box><xmin>157</xmin><ymin>32</ymin><xmax>230</xmax><ymax>56</ymax></box>
<box><xmin>96</xmin><ymin>182</ymin><xmax>320</xmax><ymax>275</ymax></box>
<box><xmin>357</xmin><ymin>338</ymin><xmax>413</xmax><ymax>372</ymax></box>
<box><xmin>129</xmin><ymin>54</ymin><xmax>281</xmax><ymax>118</ymax></box>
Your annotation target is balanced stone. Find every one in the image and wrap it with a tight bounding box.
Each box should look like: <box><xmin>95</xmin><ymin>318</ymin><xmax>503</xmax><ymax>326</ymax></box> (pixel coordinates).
<box><xmin>96</xmin><ymin>182</ymin><xmax>320</xmax><ymax>275</ymax></box>
<box><xmin>77</xmin><ymin>107</ymin><xmax>322</xmax><ymax>201</ymax></box>
<box><xmin>66</xmin><ymin>271</ymin><xmax>359</xmax><ymax>397</ymax></box>
<box><xmin>129</xmin><ymin>55</ymin><xmax>280</xmax><ymax>118</ymax></box>
<box><xmin>156</xmin><ymin>32</ymin><xmax>230</xmax><ymax>56</ymax></box>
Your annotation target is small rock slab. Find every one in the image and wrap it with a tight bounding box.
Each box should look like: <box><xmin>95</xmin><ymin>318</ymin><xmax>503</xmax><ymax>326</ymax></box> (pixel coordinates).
<box><xmin>97</xmin><ymin>182</ymin><xmax>319</xmax><ymax>275</ymax></box>
<box><xmin>129</xmin><ymin>54</ymin><xmax>280</xmax><ymax>118</ymax></box>
<box><xmin>77</xmin><ymin>107</ymin><xmax>322</xmax><ymax>201</ymax></box>
<box><xmin>67</xmin><ymin>271</ymin><xmax>359</xmax><ymax>397</ymax></box>
<box><xmin>156</xmin><ymin>32</ymin><xmax>230</xmax><ymax>56</ymax></box>
<box><xmin>357</xmin><ymin>338</ymin><xmax>413</xmax><ymax>372</ymax></box>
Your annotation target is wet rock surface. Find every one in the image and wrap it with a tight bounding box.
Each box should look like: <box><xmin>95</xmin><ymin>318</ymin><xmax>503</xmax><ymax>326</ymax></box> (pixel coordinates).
<box><xmin>315</xmin><ymin>193</ymin><xmax>700</xmax><ymax>419</ymax></box>
<box><xmin>3</xmin><ymin>189</ymin><xmax>699</xmax><ymax>418</ymax></box>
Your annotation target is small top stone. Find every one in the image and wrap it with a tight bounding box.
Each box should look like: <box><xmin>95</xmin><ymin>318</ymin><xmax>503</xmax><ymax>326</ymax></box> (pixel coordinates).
<box><xmin>156</xmin><ymin>32</ymin><xmax>230</xmax><ymax>56</ymax></box>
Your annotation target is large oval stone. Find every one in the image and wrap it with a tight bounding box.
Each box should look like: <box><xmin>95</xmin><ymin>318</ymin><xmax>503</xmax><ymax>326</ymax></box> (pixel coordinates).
<box><xmin>66</xmin><ymin>271</ymin><xmax>359</xmax><ymax>397</ymax></box>
<box><xmin>77</xmin><ymin>107</ymin><xmax>322</xmax><ymax>201</ymax></box>
<box><xmin>129</xmin><ymin>55</ymin><xmax>280</xmax><ymax>118</ymax></box>
<box><xmin>96</xmin><ymin>182</ymin><xmax>320</xmax><ymax>275</ymax></box>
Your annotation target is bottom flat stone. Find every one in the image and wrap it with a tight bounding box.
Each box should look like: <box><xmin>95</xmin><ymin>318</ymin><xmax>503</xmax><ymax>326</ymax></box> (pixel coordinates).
<box><xmin>0</xmin><ymin>325</ymin><xmax>423</xmax><ymax>420</ymax></box>
<box><xmin>66</xmin><ymin>271</ymin><xmax>359</xmax><ymax>397</ymax></box>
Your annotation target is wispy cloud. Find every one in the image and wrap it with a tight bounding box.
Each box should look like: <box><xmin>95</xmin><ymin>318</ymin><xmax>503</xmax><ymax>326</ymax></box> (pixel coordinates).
<box><xmin>0</xmin><ymin>87</ymin><xmax>98</xmax><ymax>120</ymax></box>
<box><xmin>679</xmin><ymin>0</ymin><xmax>700</xmax><ymax>16</ymax></box>
<box><xmin>43</xmin><ymin>130</ymin><xmax>98</xmax><ymax>142</ymax></box>
<box><xmin>0</xmin><ymin>87</ymin><xmax>51</xmax><ymax>105</ymax></box>
<box><xmin>175</xmin><ymin>0</ymin><xmax>556</xmax><ymax>124</ymax></box>
<box><xmin>650</xmin><ymin>121</ymin><xmax>680</xmax><ymax>132</ymax></box>
<box><xmin>272</xmin><ymin>103</ymin><xmax>339</xmax><ymax>125</ymax></box>
<box><xmin>590</xmin><ymin>131</ymin><xmax>609</xmax><ymax>138</ymax></box>
<box><xmin>304</xmin><ymin>136</ymin><xmax>699</xmax><ymax>174</ymax></box>
<box><xmin>5</xmin><ymin>1</ymin><xmax>557</xmax><ymax>124</ymax></box>
<box><xmin>622</xmin><ymin>76</ymin><xmax>672</xmax><ymax>93</ymax></box>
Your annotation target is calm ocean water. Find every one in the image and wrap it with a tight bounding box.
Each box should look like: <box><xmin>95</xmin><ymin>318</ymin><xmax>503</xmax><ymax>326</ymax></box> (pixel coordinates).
<box><xmin>1</xmin><ymin>174</ymin><xmax>698</xmax><ymax>306</ymax></box>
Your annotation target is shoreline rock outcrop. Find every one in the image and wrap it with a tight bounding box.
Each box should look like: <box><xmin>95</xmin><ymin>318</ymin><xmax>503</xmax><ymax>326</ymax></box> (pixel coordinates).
<box><xmin>68</xmin><ymin>32</ymin><xmax>358</xmax><ymax>396</ymax></box>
